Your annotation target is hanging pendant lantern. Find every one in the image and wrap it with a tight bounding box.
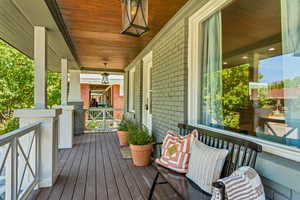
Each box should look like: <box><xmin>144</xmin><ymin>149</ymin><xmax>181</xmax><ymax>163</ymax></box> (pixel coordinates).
<box><xmin>121</xmin><ymin>0</ymin><xmax>149</xmax><ymax>37</ymax></box>
<box><xmin>101</xmin><ymin>63</ymin><xmax>110</xmax><ymax>84</ymax></box>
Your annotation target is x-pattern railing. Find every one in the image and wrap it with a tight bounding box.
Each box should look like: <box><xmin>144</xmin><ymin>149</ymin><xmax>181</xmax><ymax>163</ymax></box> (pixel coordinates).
<box><xmin>85</xmin><ymin>108</ymin><xmax>123</xmax><ymax>131</ymax></box>
<box><xmin>0</xmin><ymin>122</ymin><xmax>41</xmax><ymax>200</ymax></box>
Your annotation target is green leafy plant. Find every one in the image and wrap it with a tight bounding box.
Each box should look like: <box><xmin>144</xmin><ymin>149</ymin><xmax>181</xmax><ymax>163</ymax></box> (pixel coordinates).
<box><xmin>128</xmin><ymin>124</ymin><xmax>153</xmax><ymax>145</ymax></box>
<box><xmin>0</xmin><ymin>39</ymin><xmax>61</xmax><ymax>135</ymax></box>
<box><xmin>118</xmin><ymin>119</ymin><xmax>131</xmax><ymax>131</ymax></box>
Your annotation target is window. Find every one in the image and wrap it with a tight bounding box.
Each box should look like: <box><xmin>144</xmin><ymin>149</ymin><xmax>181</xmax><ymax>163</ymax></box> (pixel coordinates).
<box><xmin>191</xmin><ymin>0</ymin><xmax>300</xmax><ymax>150</ymax></box>
<box><xmin>128</xmin><ymin>68</ymin><xmax>135</xmax><ymax>112</ymax></box>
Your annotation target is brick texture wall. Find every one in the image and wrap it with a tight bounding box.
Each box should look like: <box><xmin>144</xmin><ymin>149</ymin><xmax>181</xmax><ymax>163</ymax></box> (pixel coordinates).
<box><xmin>133</xmin><ymin>62</ymin><xmax>143</xmax><ymax>123</ymax></box>
<box><xmin>80</xmin><ymin>84</ymin><xmax>90</xmax><ymax>109</ymax></box>
<box><xmin>152</xmin><ymin>19</ymin><xmax>188</xmax><ymax>141</ymax></box>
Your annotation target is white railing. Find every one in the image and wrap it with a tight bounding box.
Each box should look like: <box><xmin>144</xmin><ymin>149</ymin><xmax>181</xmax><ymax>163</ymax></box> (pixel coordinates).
<box><xmin>0</xmin><ymin>122</ymin><xmax>41</xmax><ymax>200</ymax></box>
<box><xmin>84</xmin><ymin>108</ymin><xmax>123</xmax><ymax>132</ymax></box>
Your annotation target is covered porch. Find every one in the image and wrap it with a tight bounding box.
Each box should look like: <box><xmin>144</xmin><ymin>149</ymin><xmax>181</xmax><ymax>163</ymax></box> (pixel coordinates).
<box><xmin>1</xmin><ymin>0</ymin><xmax>300</xmax><ymax>199</ymax></box>
<box><xmin>36</xmin><ymin>133</ymin><xmax>179</xmax><ymax>200</ymax></box>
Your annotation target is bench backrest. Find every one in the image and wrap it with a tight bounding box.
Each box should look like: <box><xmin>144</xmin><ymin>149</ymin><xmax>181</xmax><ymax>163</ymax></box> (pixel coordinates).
<box><xmin>178</xmin><ymin>123</ymin><xmax>262</xmax><ymax>178</ymax></box>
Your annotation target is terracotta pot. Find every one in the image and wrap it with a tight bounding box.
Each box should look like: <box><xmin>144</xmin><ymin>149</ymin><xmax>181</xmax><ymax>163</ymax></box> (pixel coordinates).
<box><xmin>130</xmin><ymin>144</ymin><xmax>153</xmax><ymax>166</ymax></box>
<box><xmin>117</xmin><ymin>131</ymin><xmax>129</xmax><ymax>146</ymax></box>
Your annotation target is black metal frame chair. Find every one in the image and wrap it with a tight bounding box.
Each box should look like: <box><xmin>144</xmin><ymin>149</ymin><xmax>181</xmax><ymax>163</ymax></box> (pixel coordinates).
<box><xmin>148</xmin><ymin>123</ymin><xmax>262</xmax><ymax>200</ymax></box>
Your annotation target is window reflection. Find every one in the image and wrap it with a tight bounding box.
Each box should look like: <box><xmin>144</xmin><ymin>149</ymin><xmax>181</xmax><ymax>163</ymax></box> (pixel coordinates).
<box><xmin>201</xmin><ymin>0</ymin><xmax>300</xmax><ymax>148</ymax></box>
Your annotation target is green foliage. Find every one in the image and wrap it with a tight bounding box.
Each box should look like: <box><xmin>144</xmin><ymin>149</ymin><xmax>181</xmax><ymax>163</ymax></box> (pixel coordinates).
<box><xmin>87</xmin><ymin>121</ymin><xmax>101</xmax><ymax>129</ymax></box>
<box><xmin>257</xmin><ymin>88</ymin><xmax>272</xmax><ymax>108</ymax></box>
<box><xmin>0</xmin><ymin>40</ymin><xmax>61</xmax><ymax>134</ymax></box>
<box><xmin>128</xmin><ymin>123</ymin><xmax>153</xmax><ymax>145</ymax></box>
<box><xmin>118</xmin><ymin>119</ymin><xmax>131</xmax><ymax>131</ymax></box>
<box><xmin>222</xmin><ymin>64</ymin><xmax>250</xmax><ymax>129</ymax></box>
<box><xmin>48</xmin><ymin>72</ymin><xmax>61</xmax><ymax>107</ymax></box>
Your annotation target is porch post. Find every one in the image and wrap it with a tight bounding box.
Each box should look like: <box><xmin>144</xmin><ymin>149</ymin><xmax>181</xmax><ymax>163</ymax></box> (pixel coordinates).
<box><xmin>68</xmin><ymin>70</ymin><xmax>84</xmax><ymax>135</ymax></box>
<box><xmin>54</xmin><ymin>59</ymin><xmax>75</xmax><ymax>149</ymax></box>
<box><xmin>34</xmin><ymin>27</ymin><xmax>47</xmax><ymax>109</ymax></box>
<box><xmin>14</xmin><ymin>26</ymin><xmax>61</xmax><ymax>188</ymax></box>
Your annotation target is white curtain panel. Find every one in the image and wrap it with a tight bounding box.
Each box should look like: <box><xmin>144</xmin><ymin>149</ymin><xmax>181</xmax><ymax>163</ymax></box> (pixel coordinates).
<box><xmin>200</xmin><ymin>12</ymin><xmax>223</xmax><ymax>126</ymax></box>
<box><xmin>281</xmin><ymin>0</ymin><xmax>300</xmax><ymax>145</ymax></box>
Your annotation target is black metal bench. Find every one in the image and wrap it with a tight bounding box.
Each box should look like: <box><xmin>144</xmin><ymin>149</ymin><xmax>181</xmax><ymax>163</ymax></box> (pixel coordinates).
<box><xmin>148</xmin><ymin>123</ymin><xmax>262</xmax><ymax>200</ymax></box>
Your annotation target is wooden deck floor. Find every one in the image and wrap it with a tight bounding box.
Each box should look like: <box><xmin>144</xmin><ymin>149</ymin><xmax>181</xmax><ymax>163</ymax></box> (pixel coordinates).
<box><xmin>35</xmin><ymin>132</ymin><xmax>180</xmax><ymax>200</ymax></box>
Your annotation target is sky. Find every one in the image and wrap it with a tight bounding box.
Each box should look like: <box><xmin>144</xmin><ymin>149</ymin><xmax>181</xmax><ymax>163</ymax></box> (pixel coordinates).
<box><xmin>259</xmin><ymin>53</ymin><xmax>300</xmax><ymax>84</ymax></box>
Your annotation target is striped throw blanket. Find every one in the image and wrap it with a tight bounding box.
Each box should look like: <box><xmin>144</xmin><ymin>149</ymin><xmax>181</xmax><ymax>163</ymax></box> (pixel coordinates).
<box><xmin>211</xmin><ymin>167</ymin><xmax>265</xmax><ymax>200</ymax></box>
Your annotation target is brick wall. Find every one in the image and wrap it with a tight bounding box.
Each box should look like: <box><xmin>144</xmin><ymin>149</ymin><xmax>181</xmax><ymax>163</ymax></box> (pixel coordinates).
<box><xmin>80</xmin><ymin>83</ymin><xmax>90</xmax><ymax>109</ymax></box>
<box><xmin>112</xmin><ymin>84</ymin><xmax>124</xmax><ymax>120</ymax></box>
<box><xmin>151</xmin><ymin>19</ymin><xmax>188</xmax><ymax>141</ymax></box>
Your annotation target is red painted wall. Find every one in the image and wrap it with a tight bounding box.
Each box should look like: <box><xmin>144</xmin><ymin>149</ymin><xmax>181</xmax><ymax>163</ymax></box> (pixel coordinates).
<box><xmin>112</xmin><ymin>85</ymin><xmax>124</xmax><ymax>120</ymax></box>
<box><xmin>80</xmin><ymin>84</ymin><xmax>90</xmax><ymax>109</ymax></box>
<box><xmin>80</xmin><ymin>83</ymin><xmax>124</xmax><ymax>120</ymax></box>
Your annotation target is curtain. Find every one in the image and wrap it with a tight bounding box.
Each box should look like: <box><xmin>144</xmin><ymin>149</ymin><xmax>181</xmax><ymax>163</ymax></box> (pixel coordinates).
<box><xmin>200</xmin><ymin>12</ymin><xmax>223</xmax><ymax>126</ymax></box>
<box><xmin>281</xmin><ymin>0</ymin><xmax>300</xmax><ymax>146</ymax></box>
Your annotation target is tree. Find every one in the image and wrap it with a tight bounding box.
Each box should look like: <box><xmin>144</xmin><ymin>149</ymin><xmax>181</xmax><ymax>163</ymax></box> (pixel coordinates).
<box><xmin>0</xmin><ymin>40</ymin><xmax>61</xmax><ymax>134</ymax></box>
<box><xmin>222</xmin><ymin>64</ymin><xmax>250</xmax><ymax>129</ymax></box>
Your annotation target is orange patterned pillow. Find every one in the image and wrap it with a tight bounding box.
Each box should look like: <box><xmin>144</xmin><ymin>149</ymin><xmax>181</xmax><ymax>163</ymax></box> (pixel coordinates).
<box><xmin>156</xmin><ymin>130</ymin><xmax>198</xmax><ymax>173</ymax></box>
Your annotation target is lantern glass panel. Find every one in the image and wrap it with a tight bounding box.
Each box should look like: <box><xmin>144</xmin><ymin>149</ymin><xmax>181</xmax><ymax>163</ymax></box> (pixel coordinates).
<box><xmin>121</xmin><ymin>0</ymin><xmax>149</xmax><ymax>37</ymax></box>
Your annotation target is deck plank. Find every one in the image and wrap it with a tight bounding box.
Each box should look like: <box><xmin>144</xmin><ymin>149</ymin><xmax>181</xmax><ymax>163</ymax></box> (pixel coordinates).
<box><xmin>85</xmin><ymin>134</ymin><xmax>97</xmax><ymax>200</ymax></box>
<box><xmin>72</xmin><ymin>133</ymin><xmax>91</xmax><ymax>200</ymax></box>
<box><xmin>104</xmin><ymin>134</ymin><xmax>133</xmax><ymax>200</ymax></box>
<box><xmin>95</xmin><ymin>133</ymin><xmax>108</xmax><ymax>200</ymax></box>
<box><xmin>60</xmin><ymin>135</ymin><xmax>86</xmax><ymax>200</ymax></box>
<box><xmin>108</xmin><ymin>134</ymin><xmax>144</xmax><ymax>200</ymax></box>
<box><xmin>36</xmin><ymin>142</ymin><xmax>74</xmax><ymax>200</ymax></box>
<box><xmin>47</xmin><ymin>136</ymin><xmax>82</xmax><ymax>200</ymax></box>
<box><xmin>101</xmin><ymin>133</ymin><xmax>121</xmax><ymax>200</ymax></box>
<box><xmin>35</xmin><ymin>133</ymin><xmax>167</xmax><ymax>200</ymax></box>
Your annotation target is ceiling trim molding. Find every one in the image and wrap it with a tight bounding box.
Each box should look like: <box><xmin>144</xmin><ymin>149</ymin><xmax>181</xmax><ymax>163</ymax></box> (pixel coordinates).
<box><xmin>44</xmin><ymin>0</ymin><xmax>80</xmax><ymax>66</ymax></box>
<box><xmin>80</xmin><ymin>67</ymin><xmax>125</xmax><ymax>73</ymax></box>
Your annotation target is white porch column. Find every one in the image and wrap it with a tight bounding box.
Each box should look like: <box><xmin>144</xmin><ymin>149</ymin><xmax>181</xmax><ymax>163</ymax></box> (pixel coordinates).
<box><xmin>68</xmin><ymin>70</ymin><xmax>82</xmax><ymax>102</ymax></box>
<box><xmin>68</xmin><ymin>70</ymin><xmax>84</xmax><ymax>135</ymax></box>
<box><xmin>54</xmin><ymin>59</ymin><xmax>74</xmax><ymax>149</ymax></box>
<box><xmin>61</xmin><ymin>58</ymin><xmax>68</xmax><ymax>105</ymax></box>
<box><xmin>34</xmin><ymin>26</ymin><xmax>48</xmax><ymax>109</ymax></box>
<box><xmin>14</xmin><ymin>26</ymin><xmax>61</xmax><ymax>188</ymax></box>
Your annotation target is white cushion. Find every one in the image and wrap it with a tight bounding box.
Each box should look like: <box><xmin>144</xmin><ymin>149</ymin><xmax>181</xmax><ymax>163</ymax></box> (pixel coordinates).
<box><xmin>186</xmin><ymin>140</ymin><xmax>228</xmax><ymax>194</ymax></box>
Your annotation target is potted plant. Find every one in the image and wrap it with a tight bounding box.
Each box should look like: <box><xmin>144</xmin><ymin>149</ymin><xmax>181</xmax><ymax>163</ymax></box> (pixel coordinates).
<box><xmin>128</xmin><ymin>123</ymin><xmax>154</xmax><ymax>166</ymax></box>
<box><xmin>117</xmin><ymin>120</ymin><xmax>130</xmax><ymax>146</ymax></box>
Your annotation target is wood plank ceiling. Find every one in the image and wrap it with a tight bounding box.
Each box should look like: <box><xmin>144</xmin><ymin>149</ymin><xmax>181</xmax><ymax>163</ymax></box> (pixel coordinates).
<box><xmin>56</xmin><ymin>0</ymin><xmax>188</xmax><ymax>70</ymax></box>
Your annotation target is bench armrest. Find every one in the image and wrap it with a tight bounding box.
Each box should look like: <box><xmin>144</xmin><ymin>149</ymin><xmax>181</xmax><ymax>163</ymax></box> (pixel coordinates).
<box><xmin>152</xmin><ymin>142</ymin><xmax>163</xmax><ymax>158</ymax></box>
<box><xmin>212</xmin><ymin>181</ymin><xmax>225</xmax><ymax>200</ymax></box>
<box><xmin>153</xmin><ymin>142</ymin><xmax>163</xmax><ymax>146</ymax></box>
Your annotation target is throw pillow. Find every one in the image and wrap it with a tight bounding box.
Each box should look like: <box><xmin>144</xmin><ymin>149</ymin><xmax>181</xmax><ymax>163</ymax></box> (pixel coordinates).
<box><xmin>156</xmin><ymin>130</ymin><xmax>198</xmax><ymax>173</ymax></box>
<box><xmin>186</xmin><ymin>140</ymin><xmax>228</xmax><ymax>194</ymax></box>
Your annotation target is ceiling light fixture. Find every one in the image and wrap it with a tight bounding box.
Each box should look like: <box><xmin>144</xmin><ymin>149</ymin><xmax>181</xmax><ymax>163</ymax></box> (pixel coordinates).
<box><xmin>101</xmin><ymin>63</ymin><xmax>109</xmax><ymax>85</ymax></box>
<box><xmin>121</xmin><ymin>0</ymin><xmax>149</xmax><ymax>37</ymax></box>
<box><xmin>242</xmin><ymin>56</ymin><xmax>249</xmax><ymax>59</ymax></box>
<box><xmin>268</xmin><ymin>47</ymin><xmax>276</xmax><ymax>51</ymax></box>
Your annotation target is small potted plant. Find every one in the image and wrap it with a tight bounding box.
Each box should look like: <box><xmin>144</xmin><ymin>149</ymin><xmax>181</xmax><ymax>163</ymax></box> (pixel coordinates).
<box><xmin>117</xmin><ymin>120</ymin><xmax>130</xmax><ymax>146</ymax></box>
<box><xmin>128</xmin><ymin>123</ymin><xmax>154</xmax><ymax>166</ymax></box>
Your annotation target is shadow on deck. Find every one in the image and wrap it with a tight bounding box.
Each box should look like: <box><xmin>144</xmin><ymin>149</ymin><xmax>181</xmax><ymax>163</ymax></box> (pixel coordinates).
<box><xmin>35</xmin><ymin>132</ymin><xmax>180</xmax><ymax>200</ymax></box>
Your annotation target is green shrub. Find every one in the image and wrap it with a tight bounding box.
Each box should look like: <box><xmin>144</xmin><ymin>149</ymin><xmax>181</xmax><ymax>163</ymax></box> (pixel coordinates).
<box><xmin>118</xmin><ymin>119</ymin><xmax>131</xmax><ymax>131</ymax></box>
<box><xmin>128</xmin><ymin>124</ymin><xmax>153</xmax><ymax>145</ymax></box>
<box><xmin>87</xmin><ymin>121</ymin><xmax>101</xmax><ymax>129</ymax></box>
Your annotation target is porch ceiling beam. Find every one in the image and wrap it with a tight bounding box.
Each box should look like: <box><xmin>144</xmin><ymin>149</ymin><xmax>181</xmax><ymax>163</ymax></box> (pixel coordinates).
<box><xmin>80</xmin><ymin>67</ymin><xmax>125</xmax><ymax>74</ymax></box>
<box><xmin>44</xmin><ymin>0</ymin><xmax>80</xmax><ymax>66</ymax></box>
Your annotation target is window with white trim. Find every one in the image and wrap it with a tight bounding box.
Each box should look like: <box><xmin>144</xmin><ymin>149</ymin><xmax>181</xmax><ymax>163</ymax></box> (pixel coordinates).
<box><xmin>128</xmin><ymin>68</ymin><xmax>135</xmax><ymax>112</ymax></box>
<box><xmin>189</xmin><ymin>0</ymin><xmax>300</xmax><ymax>150</ymax></box>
